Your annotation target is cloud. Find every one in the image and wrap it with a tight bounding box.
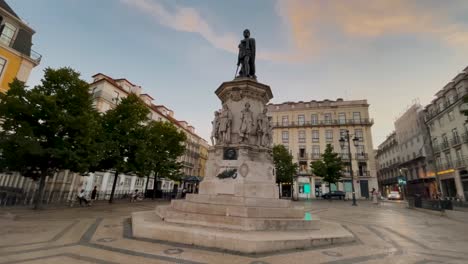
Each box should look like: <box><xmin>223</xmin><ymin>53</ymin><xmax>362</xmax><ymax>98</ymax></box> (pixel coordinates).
<box><xmin>120</xmin><ymin>0</ymin><xmax>301</xmax><ymax>62</ymax></box>
<box><xmin>122</xmin><ymin>0</ymin><xmax>468</xmax><ymax>63</ymax></box>
<box><xmin>276</xmin><ymin>0</ymin><xmax>468</xmax><ymax>49</ymax></box>
<box><xmin>120</xmin><ymin>0</ymin><xmax>238</xmax><ymax>53</ymax></box>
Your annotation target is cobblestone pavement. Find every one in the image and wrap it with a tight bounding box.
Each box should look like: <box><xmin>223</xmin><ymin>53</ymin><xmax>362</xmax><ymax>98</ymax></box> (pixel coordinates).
<box><xmin>0</xmin><ymin>199</ymin><xmax>467</xmax><ymax>264</ymax></box>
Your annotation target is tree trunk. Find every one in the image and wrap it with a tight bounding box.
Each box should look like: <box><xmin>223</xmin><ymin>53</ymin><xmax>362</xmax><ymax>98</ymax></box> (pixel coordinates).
<box><xmin>152</xmin><ymin>171</ymin><xmax>158</xmax><ymax>200</ymax></box>
<box><xmin>144</xmin><ymin>174</ymin><xmax>150</xmax><ymax>198</ymax></box>
<box><xmin>33</xmin><ymin>172</ymin><xmax>47</xmax><ymax>210</ymax></box>
<box><xmin>108</xmin><ymin>170</ymin><xmax>119</xmax><ymax>204</ymax></box>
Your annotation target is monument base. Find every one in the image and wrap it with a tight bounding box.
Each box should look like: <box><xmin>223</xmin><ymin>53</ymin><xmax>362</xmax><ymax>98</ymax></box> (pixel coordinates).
<box><xmin>132</xmin><ymin>210</ymin><xmax>355</xmax><ymax>254</ymax></box>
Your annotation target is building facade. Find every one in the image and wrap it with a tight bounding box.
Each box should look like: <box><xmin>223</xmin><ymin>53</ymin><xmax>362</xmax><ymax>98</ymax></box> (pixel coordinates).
<box><xmin>376</xmin><ymin>132</ymin><xmax>401</xmax><ymax>196</ymax></box>
<box><xmin>0</xmin><ymin>0</ymin><xmax>41</xmax><ymax>92</ymax></box>
<box><xmin>87</xmin><ymin>73</ymin><xmax>208</xmax><ymax>195</ymax></box>
<box><xmin>425</xmin><ymin>66</ymin><xmax>468</xmax><ymax>201</ymax></box>
<box><xmin>395</xmin><ymin>104</ymin><xmax>437</xmax><ymax>199</ymax></box>
<box><xmin>0</xmin><ymin>73</ymin><xmax>209</xmax><ymax>205</ymax></box>
<box><xmin>267</xmin><ymin>99</ymin><xmax>378</xmax><ymax>200</ymax></box>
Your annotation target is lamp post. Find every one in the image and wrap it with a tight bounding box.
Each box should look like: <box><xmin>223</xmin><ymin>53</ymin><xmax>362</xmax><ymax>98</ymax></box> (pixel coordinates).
<box><xmin>339</xmin><ymin>130</ymin><xmax>360</xmax><ymax>206</ymax></box>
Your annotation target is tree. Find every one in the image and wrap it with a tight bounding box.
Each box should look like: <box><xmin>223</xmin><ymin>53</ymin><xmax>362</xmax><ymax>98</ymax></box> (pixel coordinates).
<box><xmin>310</xmin><ymin>144</ymin><xmax>344</xmax><ymax>192</ymax></box>
<box><xmin>0</xmin><ymin>68</ymin><xmax>100</xmax><ymax>209</ymax></box>
<box><xmin>136</xmin><ymin>121</ymin><xmax>186</xmax><ymax>198</ymax></box>
<box><xmin>272</xmin><ymin>145</ymin><xmax>298</xmax><ymax>199</ymax></box>
<box><xmin>98</xmin><ymin>94</ymin><xmax>150</xmax><ymax>203</ymax></box>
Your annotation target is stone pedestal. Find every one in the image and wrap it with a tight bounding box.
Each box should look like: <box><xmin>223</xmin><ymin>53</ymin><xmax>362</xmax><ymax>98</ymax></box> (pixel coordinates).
<box><xmin>132</xmin><ymin>78</ymin><xmax>354</xmax><ymax>253</ymax></box>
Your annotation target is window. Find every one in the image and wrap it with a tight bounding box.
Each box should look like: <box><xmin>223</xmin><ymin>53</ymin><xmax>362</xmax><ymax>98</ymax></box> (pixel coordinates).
<box><xmin>0</xmin><ymin>23</ymin><xmax>16</xmax><ymax>46</ymax></box>
<box><xmin>0</xmin><ymin>57</ymin><xmax>6</xmax><ymax>79</ymax></box>
<box><xmin>340</xmin><ymin>129</ymin><xmax>347</xmax><ymax>139</ymax></box>
<box><xmin>298</xmin><ymin>114</ymin><xmax>305</xmax><ymax>125</ymax></box>
<box><xmin>356</xmin><ymin>144</ymin><xmax>365</xmax><ymax>154</ymax></box>
<box><xmin>113</xmin><ymin>91</ymin><xmax>120</xmax><ymax>102</ymax></box>
<box><xmin>325</xmin><ymin>130</ymin><xmax>333</xmax><ymax>142</ymax></box>
<box><xmin>353</xmin><ymin>112</ymin><xmax>361</xmax><ymax>122</ymax></box>
<box><xmin>282</xmin><ymin>131</ymin><xmax>289</xmax><ymax>143</ymax></box>
<box><xmin>282</xmin><ymin>116</ymin><xmax>289</xmax><ymax>126</ymax></box>
<box><xmin>445</xmin><ymin>152</ymin><xmax>453</xmax><ymax>167</ymax></box>
<box><xmin>299</xmin><ymin>147</ymin><xmax>306</xmax><ymax>158</ymax></box>
<box><xmin>452</xmin><ymin>128</ymin><xmax>459</xmax><ymax>141</ymax></box>
<box><xmin>311</xmin><ymin>114</ymin><xmax>318</xmax><ymax>125</ymax></box>
<box><xmin>312</xmin><ymin>145</ymin><xmax>320</xmax><ymax>158</ymax></box>
<box><xmin>324</xmin><ymin>113</ymin><xmax>332</xmax><ymax>124</ymax></box>
<box><xmin>312</xmin><ymin>130</ymin><xmax>319</xmax><ymax>142</ymax></box>
<box><xmin>338</xmin><ymin>113</ymin><xmax>346</xmax><ymax>124</ymax></box>
<box><xmin>448</xmin><ymin>110</ymin><xmax>455</xmax><ymax>121</ymax></box>
<box><xmin>298</xmin><ymin>130</ymin><xmax>306</xmax><ymax>143</ymax></box>
<box><xmin>355</xmin><ymin>129</ymin><xmax>363</xmax><ymax>141</ymax></box>
<box><xmin>455</xmin><ymin>148</ymin><xmax>463</xmax><ymax>162</ymax></box>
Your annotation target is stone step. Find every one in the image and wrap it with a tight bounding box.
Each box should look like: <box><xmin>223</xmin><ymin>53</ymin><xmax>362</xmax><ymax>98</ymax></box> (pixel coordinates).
<box><xmin>185</xmin><ymin>193</ymin><xmax>292</xmax><ymax>208</ymax></box>
<box><xmin>156</xmin><ymin>205</ymin><xmax>320</xmax><ymax>231</ymax></box>
<box><xmin>132</xmin><ymin>210</ymin><xmax>354</xmax><ymax>254</ymax></box>
<box><xmin>171</xmin><ymin>199</ymin><xmax>304</xmax><ymax>218</ymax></box>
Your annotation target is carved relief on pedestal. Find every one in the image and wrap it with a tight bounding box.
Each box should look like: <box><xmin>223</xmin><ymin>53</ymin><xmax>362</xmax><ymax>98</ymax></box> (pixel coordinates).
<box><xmin>239</xmin><ymin>102</ymin><xmax>255</xmax><ymax>144</ymax></box>
<box><xmin>217</xmin><ymin>104</ymin><xmax>233</xmax><ymax>144</ymax></box>
<box><xmin>239</xmin><ymin>163</ymin><xmax>249</xmax><ymax>177</ymax></box>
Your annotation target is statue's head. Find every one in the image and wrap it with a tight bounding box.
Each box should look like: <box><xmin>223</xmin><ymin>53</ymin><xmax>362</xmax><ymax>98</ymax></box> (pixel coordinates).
<box><xmin>243</xmin><ymin>29</ymin><xmax>250</xmax><ymax>38</ymax></box>
<box><xmin>263</xmin><ymin>108</ymin><xmax>268</xmax><ymax>114</ymax></box>
<box><xmin>223</xmin><ymin>104</ymin><xmax>228</xmax><ymax>110</ymax></box>
<box><xmin>245</xmin><ymin>102</ymin><xmax>251</xmax><ymax>109</ymax></box>
<box><xmin>214</xmin><ymin>111</ymin><xmax>219</xmax><ymax>116</ymax></box>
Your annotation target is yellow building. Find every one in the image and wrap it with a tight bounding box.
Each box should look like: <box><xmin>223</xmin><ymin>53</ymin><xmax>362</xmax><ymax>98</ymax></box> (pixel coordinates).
<box><xmin>0</xmin><ymin>0</ymin><xmax>41</xmax><ymax>93</ymax></box>
<box><xmin>198</xmin><ymin>140</ymin><xmax>209</xmax><ymax>177</ymax></box>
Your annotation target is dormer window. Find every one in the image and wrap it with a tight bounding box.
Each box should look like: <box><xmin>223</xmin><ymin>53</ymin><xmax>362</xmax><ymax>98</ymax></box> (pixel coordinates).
<box><xmin>0</xmin><ymin>22</ymin><xmax>16</xmax><ymax>46</ymax></box>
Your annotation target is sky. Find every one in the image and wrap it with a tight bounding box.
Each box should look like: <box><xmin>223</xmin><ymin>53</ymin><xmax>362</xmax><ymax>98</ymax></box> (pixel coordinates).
<box><xmin>9</xmin><ymin>0</ymin><xmax>468</xmax><ymax>147</ymax></box>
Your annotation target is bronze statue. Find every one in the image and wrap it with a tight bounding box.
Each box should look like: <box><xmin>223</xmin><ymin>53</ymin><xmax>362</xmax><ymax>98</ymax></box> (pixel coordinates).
<box><xmin>237</xmin><ymin>29</ymin><xmax>256</xmax><ymax>79</ymax></box>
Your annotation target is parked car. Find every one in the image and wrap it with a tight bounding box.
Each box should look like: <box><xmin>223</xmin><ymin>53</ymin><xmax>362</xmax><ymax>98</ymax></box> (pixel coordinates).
<box><xmin>387</xmin><ymin>191</ymin><xmax>401</xmax><ymax>200</ymax></box>
<box><xmin>322</xmin><ymin>191</ymin><xmax>346</xmax><ymax>200</ymax></box>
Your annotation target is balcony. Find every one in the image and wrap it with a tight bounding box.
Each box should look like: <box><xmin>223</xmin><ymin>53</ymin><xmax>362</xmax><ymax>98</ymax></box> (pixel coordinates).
<box><xmin>311</xmin><ymin>153</ymin><xmax>321</xmax><ymax>160</ymax></box>
<box><xmin>272</xmin><ymin>118</ymin><xmax>374</xmax><ymax>128</ymax></box>
<box><xmin>358</xmin><ymin>171</ymin><xmax>371</xmax><ymax>177</ymax></box>
<box><xmin>355</xmin><ymin>153</ymin><xmax>369</xmax><ymax>160</ymax></box>
<box><xmin>342</xmin><ymin>171</ymin><xmax>351</xmax><ymax>177</ymax></box>
<box><xmin>454</xmin><ymin>159</ymin><xmax>467</xmax><ymax>168</ymax></box>
<box><xmin>432</xmin><ymin>143</ymin><xmax>440</xmax><ymax>153</ymax></box>
<box><xmin>0</xmin><ymin>35</ymin><xmax>42</xmax><ymax>64</ymax></box>
<box><xmin>440</xmin><ymin>141</ymin><xmax>450</xmax><ymax>151</ymax></box>
<box><xmin>297</xmin><ymin>152</ymin><xmax>308</xmax><ymax>160</ymax></box>
<box><xmin>463</xmin><ymin>132</ymin><xmax>468</xmax><ymax>143</ymax></box>
<box><xmin>340</xmin><ymin>153</ymin><xmax>351</xmax><ymax>161</ymax></box>
<box><xmin>451</xmin><ymin>136</ymin><xmax>462</xmax><ymax>147</ymax></box>
<box><xmin>426</xmin><ymin>91</ymin><xmax>467</xmax><ymax>121</ymax></box>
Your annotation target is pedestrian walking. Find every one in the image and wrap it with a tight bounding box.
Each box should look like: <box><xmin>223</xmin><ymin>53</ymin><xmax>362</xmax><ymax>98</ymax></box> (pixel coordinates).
<box><xmin>371</xmin><ymin>188</ymin><xmax>379</xmax><ymax>205</ymax></box>
<box><xmin>90</xmin><ymin>186</ymin><xmax>97</xmax><ymax>205</ymax></box>
<box><xmin>131</xmin><ymin>189</ymin><xmax>139</xmax><ymax>202</ymax></box>
<box><xmin>77</xmin><ymin>189</ymin><xmax>90</xmax><ymax>206</ymax></box>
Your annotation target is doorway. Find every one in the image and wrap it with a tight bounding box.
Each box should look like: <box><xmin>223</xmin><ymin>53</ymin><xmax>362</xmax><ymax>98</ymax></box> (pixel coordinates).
<box><xmin>360</xmin><ymin>180</ymin><xmax>369</xmax><ymax>198</ymax></box>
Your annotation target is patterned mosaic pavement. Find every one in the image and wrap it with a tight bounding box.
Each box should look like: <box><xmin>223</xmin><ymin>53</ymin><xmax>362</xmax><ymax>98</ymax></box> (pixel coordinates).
<box><xmin>1</xmin><ymin>200</ymin><xmax>467</xmax><ymax>264</ymax></box>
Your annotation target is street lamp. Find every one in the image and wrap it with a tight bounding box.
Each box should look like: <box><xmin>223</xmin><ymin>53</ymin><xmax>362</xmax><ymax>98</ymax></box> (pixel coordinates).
<box><xmin>339</xmin><ymin>130</ymin><xmax>359</xmax><ymax>206</ymax></box>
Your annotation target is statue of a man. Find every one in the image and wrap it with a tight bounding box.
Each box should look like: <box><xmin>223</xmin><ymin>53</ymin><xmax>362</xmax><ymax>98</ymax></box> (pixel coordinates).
<box><xmin>218</xmin><ymin>105</ymin><xmax>232</xmax><ymax>144</ymax></box>
<box><xmin>256</xmin><ymin>108</ymin><xmax>268</xmax><ymax>146</ymax></box>
<box><xmin>239</xmin><ymin>102</ymin><xmax>254</xmax><ymax>143</ymax></box>
<box><xmin>237</xmin><ymin>29</ymin><xmax>256</xmax><ymax>78</ymax></box>
<box><xmin>211</xmin><ymin>111</ymin><xmax>220</xmax><ymax>145</ymax></box>
<box><xmin>263</xmin><ymin>116</ymin><xmax>273</xmax><ymax>147</ymax></box>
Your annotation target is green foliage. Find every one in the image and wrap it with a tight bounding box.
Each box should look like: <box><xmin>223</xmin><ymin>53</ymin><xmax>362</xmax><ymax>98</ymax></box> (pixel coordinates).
<box><xmin>97</xmin><ymin>94</ymin><xmax>150</xmax><ymax>202</ymax></box>
<box><xmin>272</xmin><ymin>145</ymin><xmax>298</xmax><ymax>184</ymax></box>
<box><xmin>135</xmin><ymin>121</ymin><xmax>186</xmax><ymax>182</ymax></box>
<box><xmin>310</xmin><ymin>144</ymin><xmax>343</xmax><ymax>186</ymax></box>
<box><xmin>0</xmin><ymin>68</ymin><xmax>100</xmax><ymax>209</ymax></box>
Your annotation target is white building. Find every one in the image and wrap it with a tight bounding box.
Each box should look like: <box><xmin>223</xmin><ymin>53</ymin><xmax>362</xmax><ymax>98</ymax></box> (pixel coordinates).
<box><xmin>425</xmin><ymin>67</ymin><xmax>468</xmax><ymax>201</ymax></box>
